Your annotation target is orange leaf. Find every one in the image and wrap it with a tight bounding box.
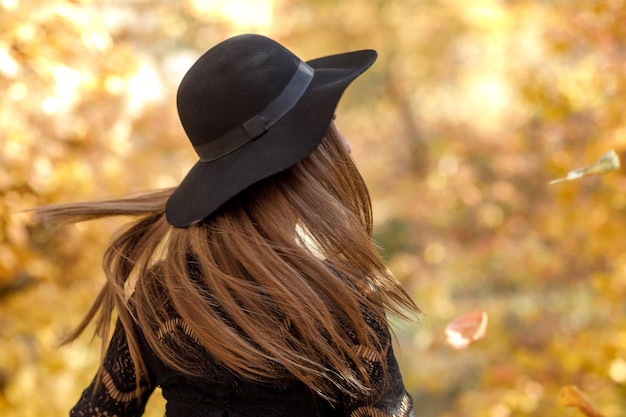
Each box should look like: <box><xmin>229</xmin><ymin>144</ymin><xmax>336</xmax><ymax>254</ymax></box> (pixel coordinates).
<box><xmin>445</xmin><ymin>310</ymin><xmax>488</xmax><ymax>349</ymax></box>
<box><xmin>557</xmin><ymin>386</ymin><xmax>605</xmax><ymax>417</ymax></box>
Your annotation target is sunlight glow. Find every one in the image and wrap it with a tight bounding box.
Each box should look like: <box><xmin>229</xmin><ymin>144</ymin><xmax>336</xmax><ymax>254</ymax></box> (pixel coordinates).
<box><xmin>191</xmin><ymin>0</ymin><xmax>274</xmax><ymax>31</ymax></box>
<box><xmin>0</xmin><ymin>45</ymin><xmax>19</xmax><ymax>77</ymax></box>
<box><xmin>1</xmin><ymin>0</ymin><xmax>18</xmax><ymax>9</ymax></box>
<box><xmin>126</xmin><ymin>60</ymin><xmax>163</xmax><ymax>115</ymax></box>
<box><xmin>41</xmin><ymin>65</ymin><xmax>82</xmax><ymax>114</ymax></box>
<box><xmin>8</xmin><ymin>82</ymin><xmax>28</xmax><ymax>101</ymax></box>
<box><xmin>81</xmin><ymin>30</ymin><xmax>112</xmax><ymax>52</ymax></box>
<box><xmin>609</xmin><ymin>358</ymin><xmax>626</xmax><ymax>384</ymax></box>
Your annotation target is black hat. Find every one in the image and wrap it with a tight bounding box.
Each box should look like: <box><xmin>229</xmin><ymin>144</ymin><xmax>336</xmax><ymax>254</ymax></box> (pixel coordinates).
<box><xmin>165</xmin><ymin>34</ymin><xmax>377</xmax><ymax>227</ymax></box>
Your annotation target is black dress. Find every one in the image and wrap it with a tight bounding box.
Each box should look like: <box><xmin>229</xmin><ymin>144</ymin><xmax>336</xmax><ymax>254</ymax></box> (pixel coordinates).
<box><xmin>69</xmin><ymin>309</ymin><xmax>415</xmax><ymax>417</ymax></box>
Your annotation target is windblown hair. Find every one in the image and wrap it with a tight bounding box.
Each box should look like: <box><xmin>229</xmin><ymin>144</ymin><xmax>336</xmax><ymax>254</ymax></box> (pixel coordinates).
<box><xmin>32</xmin><ymin>125</ymin><xmax>419</xmax><ymax>401</ymax></box>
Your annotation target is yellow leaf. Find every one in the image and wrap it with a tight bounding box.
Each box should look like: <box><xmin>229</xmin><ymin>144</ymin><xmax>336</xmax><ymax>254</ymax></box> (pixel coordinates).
<box><xmin>557</xmin><ymin>386</ymin><xmax>605</xmax><ymax>417</ymax></box>
<box><xmin>445</xmin><ymin>310</ymin><xmax>488</xmax><ymax>349</ymax></box>
<box><xmin>550</xmin><ymin>149</ymin><xmax>621</xmax><ymax>184</ymax></box>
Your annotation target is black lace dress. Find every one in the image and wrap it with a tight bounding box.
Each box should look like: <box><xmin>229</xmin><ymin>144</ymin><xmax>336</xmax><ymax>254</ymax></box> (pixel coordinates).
<box><xmin>69</xmin><ymin>311</ymin><xmax>415</xmax><ymax>417</ymax></box>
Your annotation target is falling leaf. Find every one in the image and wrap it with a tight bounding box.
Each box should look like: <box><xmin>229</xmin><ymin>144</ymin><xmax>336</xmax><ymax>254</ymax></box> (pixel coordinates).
<box><xmin>445</xmin><ymin>310</ymin><xmax>488</xmax><ymax>349</ymax></box>
<box><xmin>557</xmin><ymin>386</ymin><xmax>605</xmax><ymax>417</ymax></box>
<box><xmin>550</xmin><ymin>149</ymin><xmax>621</xmax><ymax>185</ymax></box>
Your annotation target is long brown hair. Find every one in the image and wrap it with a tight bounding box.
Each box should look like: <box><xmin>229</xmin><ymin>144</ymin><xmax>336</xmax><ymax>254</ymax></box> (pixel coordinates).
<box><xmin>32</xmin><ymin>125</ymin><xmax>419</xmax><ymax>401</ymax></box>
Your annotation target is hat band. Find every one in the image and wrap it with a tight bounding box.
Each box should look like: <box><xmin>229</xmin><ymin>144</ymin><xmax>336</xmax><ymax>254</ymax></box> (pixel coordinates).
<box><xmin>193</xmin><ymin>60</ymin><xmax>315</xmax><ymax>162</ymax></box>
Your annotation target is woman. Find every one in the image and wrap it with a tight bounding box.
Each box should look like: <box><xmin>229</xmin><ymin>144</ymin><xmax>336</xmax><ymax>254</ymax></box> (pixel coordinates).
<box><xmin>35</xmin><ymin>34</ymin><xmax>419</xmax><ymax>417</ymax></box>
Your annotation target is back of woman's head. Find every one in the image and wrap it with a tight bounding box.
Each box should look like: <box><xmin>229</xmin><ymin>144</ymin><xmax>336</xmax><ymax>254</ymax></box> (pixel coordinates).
<box><xmin>213</xmin><ymin>124</ymin><xmax>374</xmax><ymax>259</ymax></box>
<box><xmin>33</xmin><ymin>126</ymin><xmax>417</xmax><ymax>402</ymax></box>
<box><xmin>132</xmin><ymin>127</ymin><xmax>413</xmax><ymax>400</ymax></box>
<box><xmin>32</xmin><ymin>33</ymin><xmax>420</xmax><ymax>404</ymax></box>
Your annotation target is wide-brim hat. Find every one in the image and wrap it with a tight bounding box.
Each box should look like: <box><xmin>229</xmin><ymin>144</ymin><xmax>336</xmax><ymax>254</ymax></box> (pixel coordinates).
<box><xmin>165</xmin><ymin>34</ymin><xmax>377</xmax><ymax>227</ymax></box>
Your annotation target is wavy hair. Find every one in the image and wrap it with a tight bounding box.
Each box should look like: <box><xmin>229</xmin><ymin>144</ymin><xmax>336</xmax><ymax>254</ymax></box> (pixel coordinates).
<box><xmin>32</xmin><ymin>125</ymin><xmax>419</xmax><ymax>401</ymax></box>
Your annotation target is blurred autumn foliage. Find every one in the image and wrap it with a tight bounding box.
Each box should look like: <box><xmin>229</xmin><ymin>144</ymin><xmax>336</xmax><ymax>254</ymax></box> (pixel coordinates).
<box><xmin>2</xmin><ymin>0</ymin><xmax>626</xmax><ymax>416</ymax></box>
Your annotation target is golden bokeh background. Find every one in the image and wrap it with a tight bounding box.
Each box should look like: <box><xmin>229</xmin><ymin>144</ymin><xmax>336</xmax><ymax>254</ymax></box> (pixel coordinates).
<box><xmin>2</xmin><ymin>0</ymin><xmax>626</xmax><ymax>416</ymax></box>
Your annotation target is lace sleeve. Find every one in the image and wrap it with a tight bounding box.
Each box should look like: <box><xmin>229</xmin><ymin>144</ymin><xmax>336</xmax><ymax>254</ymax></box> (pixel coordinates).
<box><xmin>70</xmin><ymin>320</ymin><xmax>156</xmax><ymax>417</ymax></box>
<box><xmin>341</xmin><ymin>317</ymin><xmax>415</xmax><ymax>417</ymax></box>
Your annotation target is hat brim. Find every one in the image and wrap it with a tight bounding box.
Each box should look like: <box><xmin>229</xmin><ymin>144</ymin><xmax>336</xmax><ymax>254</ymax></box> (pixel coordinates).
<box><xmin>165</xmin><ymin>49</ymin><xmax>377</xmax><ymax>227</ymax></box>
